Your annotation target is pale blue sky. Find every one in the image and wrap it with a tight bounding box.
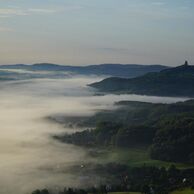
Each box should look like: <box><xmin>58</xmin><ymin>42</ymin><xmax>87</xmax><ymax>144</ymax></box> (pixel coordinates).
<box><xmin>0</xmin><ymin>0</ymin><xmax>194</xmax><ymax>66</ymax></box>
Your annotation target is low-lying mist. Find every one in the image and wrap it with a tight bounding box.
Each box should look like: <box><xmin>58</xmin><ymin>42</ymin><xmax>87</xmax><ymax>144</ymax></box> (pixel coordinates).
<box><xmin>0</xmin><ymin>76</ymin><xmax>189</xmax><ymax>194</ymax></box>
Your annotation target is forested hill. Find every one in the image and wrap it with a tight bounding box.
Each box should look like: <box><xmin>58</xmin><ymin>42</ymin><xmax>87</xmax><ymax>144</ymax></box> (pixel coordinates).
<box><xmin>89</xmin><ymin>61</ymin><xmax>194</xmax><ymax>97</ymax></box>
<box><xmin>55</xmin><ymin>100</ymin><xmax>194</xmax><ymax>164</ymax></box>
<box><xmin>0</xmin><ymin>63</ymin><xmax>168</xmax><ymax>78</ymax></box>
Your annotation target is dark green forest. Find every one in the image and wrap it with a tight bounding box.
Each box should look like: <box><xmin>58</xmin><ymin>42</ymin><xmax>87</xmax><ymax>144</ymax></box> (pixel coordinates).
<box><xmin>54</xmin><ymin>100</ymin><xmax>194</xmax><ymax>164</ymax></box>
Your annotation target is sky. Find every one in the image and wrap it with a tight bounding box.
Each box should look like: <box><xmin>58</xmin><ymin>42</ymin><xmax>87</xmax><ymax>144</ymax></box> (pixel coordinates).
<box><xmin>0</xmin><ymin>0</ymin><xmax>194</xmax><ymax>66</ymax></box>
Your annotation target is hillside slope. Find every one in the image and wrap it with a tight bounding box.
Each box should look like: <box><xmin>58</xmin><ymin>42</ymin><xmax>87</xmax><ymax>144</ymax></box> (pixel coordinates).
<box><xmin>89</xmin><ymin>61</ymin><xmax>194</xmax><ymax>97</ymax></box>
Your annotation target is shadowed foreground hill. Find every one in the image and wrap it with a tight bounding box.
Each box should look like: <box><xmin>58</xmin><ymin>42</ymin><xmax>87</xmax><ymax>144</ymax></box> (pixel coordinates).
<box><xmin>89</xmin><ymin>61</ymin><xmax>194</xmax><ymax>97</ymax></box>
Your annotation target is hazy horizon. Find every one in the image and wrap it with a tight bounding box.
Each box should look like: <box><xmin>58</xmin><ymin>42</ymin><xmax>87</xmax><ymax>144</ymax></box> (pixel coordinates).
<box><xmin>0</xmin><ymin>61</ymin><xmax>193</xmax><ymax>67</ymax></box>
<box><xmin>0</xmin><ymin>62</ymin><xmax>173</xmax><ymax>66</ymax></box>
<box><xmin>0</xmin><ymin>0</ymin><xmax>194</xmax><ymax>66</ymax></box>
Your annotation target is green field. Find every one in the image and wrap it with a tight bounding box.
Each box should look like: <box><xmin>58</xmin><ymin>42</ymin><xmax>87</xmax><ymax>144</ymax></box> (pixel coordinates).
<box><xmin>109</xmin><ymin>192</ymin><xmax>141</xmax><ymax>194</ymax></box>
<box><xmin>170</xmin><ymin>188</ymin><xmax>194</xmax><ymax>194</ymax></box>
<box><xmin>96</xmin><ymin>147</ymin><xmax>194</xmax><ymax>169</ymax></box>
<box><xmin>108</xmin><ymin>189</ymin><xmax>194</xmax><ymax>194</ymax></box>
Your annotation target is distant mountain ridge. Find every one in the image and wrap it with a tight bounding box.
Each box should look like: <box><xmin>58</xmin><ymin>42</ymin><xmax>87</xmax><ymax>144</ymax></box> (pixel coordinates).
<box><xmin>89</xmin><ymin>61</ymin><xmax>194</xmax><ymax>97</ymax></box>
<box><xmin>0</xmin><ymin>63</ymin><xmax>168</xmax><ymax>78</ymax></box>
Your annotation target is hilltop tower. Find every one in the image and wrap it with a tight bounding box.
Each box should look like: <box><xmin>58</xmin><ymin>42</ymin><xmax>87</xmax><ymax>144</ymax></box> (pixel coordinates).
<box><xmin>184</xmin><ymin>60</ymin><xmax>189</xmax><ymax>66</ymax></box>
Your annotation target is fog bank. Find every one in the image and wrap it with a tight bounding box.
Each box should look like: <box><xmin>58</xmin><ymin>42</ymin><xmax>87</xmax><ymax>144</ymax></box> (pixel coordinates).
<box><xmin>0</xmin><ymin>77</ymin><xmax>189</xmax><ymax>194</ymax></box>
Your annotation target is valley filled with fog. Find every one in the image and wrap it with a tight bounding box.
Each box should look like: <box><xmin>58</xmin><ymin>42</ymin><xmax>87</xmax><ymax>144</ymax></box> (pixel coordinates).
<box><xmin>0</xmin><ymin>75</ymin><xmax>189</xmax><ymax>194</ymax></box>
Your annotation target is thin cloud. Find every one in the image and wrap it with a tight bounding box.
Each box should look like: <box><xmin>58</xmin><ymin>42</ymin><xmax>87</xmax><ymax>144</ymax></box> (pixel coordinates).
<box><xmin>98</xmin><ymin>47</ymin><xmax>130</xmax><ymax>53</ymax></box>
<box><xmin>62</xmin><ymin>5</ymin><xmax>84</xmax><ymax>11</ymax></box>
<box><xmin>0</xmin><ymin>7</ymin><xmax>57</xmax><ymax>18</ymax></box>
<box><xmin>0</xmin><ymin>4</ymin><xmax>84</xmax><ymax>18</ymax></box>
<box><xmin>0</xmin><ymin>8</ymin><xmax>27</xmax><ymax>16</ymax></box>
<box><xmin>0</xmin><ymin>26</ymin><xmax>13</xmax><ymax>31</ymax></box>
<box><xmin>28</xmin><ymin>8</ymin><xmax>57</xmax><ymax>14</ymax></box>
<box><xmin>151</xmin><ymin>2</ymin><xmax>166</xmax><ymax>6</ymax></box>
